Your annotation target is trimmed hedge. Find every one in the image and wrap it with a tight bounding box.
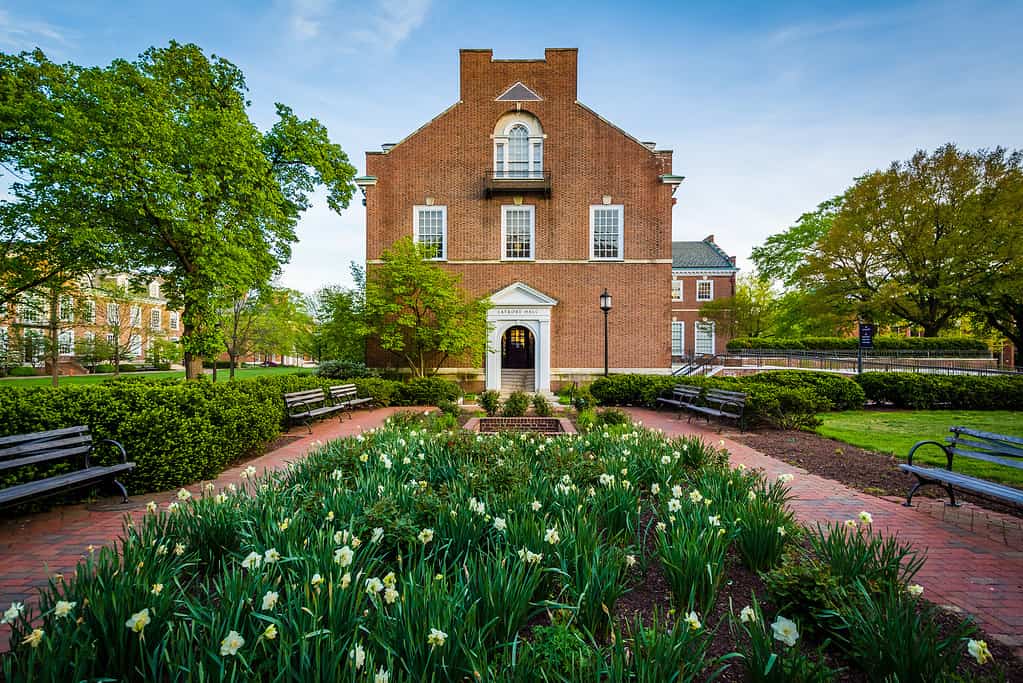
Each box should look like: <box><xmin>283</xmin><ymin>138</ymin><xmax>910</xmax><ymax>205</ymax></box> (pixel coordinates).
<box><xmin>589</xmin><ymin>371</ymin><xmax>867</xmax><ymax>429</ymax></box>
<box><xmin>727</xmin><ymin>336</ymin><xmax>989</xmax><ymax>352</ymax></box>
<box><xmin>0</xmin><ymin>372</ymin><xmax>462</xmax><ymax>495</ymax></box>
<box><xmin>855</xmin><ymin>372</ymin><xmax>1023</xmax><ymax>410</ymax></box>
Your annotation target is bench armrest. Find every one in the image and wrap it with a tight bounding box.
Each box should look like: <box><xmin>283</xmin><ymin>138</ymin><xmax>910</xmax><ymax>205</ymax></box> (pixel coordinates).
<box><xmin>907</xmin><ymin>440</ymin><xmax>952</xmax><ymax>469</ymax></box>
<box><xmin>93</xmin><ymin>438</ymin><xmax>129</xmax><ymax>466</ymax></box>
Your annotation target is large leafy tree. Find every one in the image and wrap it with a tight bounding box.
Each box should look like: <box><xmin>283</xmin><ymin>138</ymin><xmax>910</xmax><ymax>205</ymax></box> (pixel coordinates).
<box><xmin>698</xmin><ymin>274</ymin><xmax>779</xmax><ymax>339</ymax></box>
<box><xmin>303</xmin><ymin>265</ymin><xmax>368</xmax><ymax>363</ymax></box>
<box><xmin>2</xmin><ymin>43</ymin><xmax>356</xmax><ymax>378</ymax></box>
<box><xmin>751</xmin><ymin>197</ymin><xmax>841</xmax><ymax>287</ymax></box>
<box><xmin>364</xmin><ymin>238</ymin><xmax>490</xmax><ymax>377</ymax></box>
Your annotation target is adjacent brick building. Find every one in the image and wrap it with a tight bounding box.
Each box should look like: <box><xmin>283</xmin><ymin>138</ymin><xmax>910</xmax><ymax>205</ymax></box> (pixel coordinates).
<box><xmin>670</xmin><ymin>237</ymin><xmax>738</xmax><ymax>361</ymax></box>
<box><xmin>358</xmin><ymin>48</ymin><xmax>735</xmax><ymax>391</ymax></box>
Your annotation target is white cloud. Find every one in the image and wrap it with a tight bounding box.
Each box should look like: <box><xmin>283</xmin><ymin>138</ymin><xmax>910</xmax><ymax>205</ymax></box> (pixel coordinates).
<box><xmin>349</xmin><ymin>0</ymin><xmax>432</xmax><ymax>52</ymax></box>
<box><xmin>284</xmin><ymin>0</ymin><xmax>431</xmax><ymax>52</ymax></box>
<box><xmin>0</xmin><ymin>9</ymin><xmax>70</xmax><ymax>51</ymax></box>
<box><xmin>767</xmin><ymin>12</ymin><xmax>902</xmax><ymax>47</ymax></box>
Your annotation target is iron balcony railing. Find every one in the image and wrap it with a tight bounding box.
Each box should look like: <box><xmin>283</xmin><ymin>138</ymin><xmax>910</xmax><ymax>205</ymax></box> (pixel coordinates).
<box><xmin>484</xmin><ymin>170</ymin><xmax>552</xmax><ymax>197</ymax></box>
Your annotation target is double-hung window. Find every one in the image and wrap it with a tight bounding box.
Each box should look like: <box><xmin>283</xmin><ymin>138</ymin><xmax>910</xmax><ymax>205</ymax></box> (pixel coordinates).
<box><xmin>85</xmin><ymin>300</ymin><xmax>96</xmax><ymax>323</ymax></box>
<box><xmin>130</xmin><ymin>305</ymin><xmax>142</xmax><ymax>327</ymax></box>
<box><xmin>58</xmin><ymin>329</ymin><xmax>74</xmax><ymax>355</ymax></box>
<box><xmin>169</xmin><ymin>311</ymin><xmax>179</xmax><ymax>331</ymax></box>
<box><xmin>151</xmin><ymin>309</ymin><xmax>162</xmax><ymax>330</ymax></box>
<box><xmin>671</xmin><ymin>321</ymin><xmax>684</xmax><ymax>356</ymax></box>
<box><xmin>413</xmin><ymin>206</ymin><xmax>447</xmax><ymax>260</ymax></box>
<box><xmin>671</xmin><ymin>279</ymin><xmax>683</xmax><ymax>301</ymax></box>
<box><xmin>17</xmin><ymin>295</ymin><xmax>45</xmax><ymax>324</ymax></box>
<box><xmin>106</xmin><ymin>302</ymin><xmax>120</xmax><ymax>325</ymax></box>
<box><xmin>59</xmin><ymin>296</ymin><xmax>74</xmax><ymax>322</ymax></box>
<box><xmin>695</xmin><ymin>321</ymin><xmax>715</xmax><ymax>355</ymax></box>
<box><xmin>696</xmin><ymin>280</ymin><xmax>714</xmax><ymax>302</ymax></box>
<box><xmin>590</xmin><ymin>205</ymin><xmax>624</xmax><ymax>260</ymax></box>
<box><xmin>502</xmin><ymin>205</ymin><xmax>535</xmax><ymax>260</ymax></box>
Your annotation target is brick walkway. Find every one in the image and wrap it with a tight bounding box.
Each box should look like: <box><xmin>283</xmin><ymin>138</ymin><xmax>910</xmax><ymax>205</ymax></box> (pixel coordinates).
<box><xmin>628</xmin><ymin>408</ymin><xmax>1023</xmax><ymax>658</ymax></box>
<box><xmin>0</xmin><ymin>407</ymin><xmax>407</xmax><ymax>649</ymax></box>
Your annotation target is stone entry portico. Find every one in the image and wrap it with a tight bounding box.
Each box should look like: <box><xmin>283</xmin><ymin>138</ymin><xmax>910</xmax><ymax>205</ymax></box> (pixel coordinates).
<box><xmin>485</xmin><ymin>282</ymin><xmax>557</xmax><ymax>394</ymax></box>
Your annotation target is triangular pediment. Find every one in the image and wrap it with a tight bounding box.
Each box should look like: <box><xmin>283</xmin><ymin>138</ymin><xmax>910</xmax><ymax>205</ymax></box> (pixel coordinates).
<box><xmin>495</xmin><ymin>82</ymin><xmax>542</xmax><ymax>102</ymax></box>
<box><xmin>490</xmin><ymin>282</ymin><xmax>558</xmax><ymax>307</ymax></box>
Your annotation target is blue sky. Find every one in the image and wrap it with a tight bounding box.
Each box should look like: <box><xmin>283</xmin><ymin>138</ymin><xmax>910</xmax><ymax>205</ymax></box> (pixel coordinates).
<box><xmin>2</xmin><ymin>0</ymin><xmax>1021</xmax><ymax>292</ymax></box>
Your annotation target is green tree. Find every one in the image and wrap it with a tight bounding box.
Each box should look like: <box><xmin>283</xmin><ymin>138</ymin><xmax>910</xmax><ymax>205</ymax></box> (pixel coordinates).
<box><xmin>751</xmin><ymin>197</ymin><xmax>841</xmax><ymax>287</ymax></box>
<box><xmin>249</xmin><ymin>288</ymin><xmax>313</xmax><ymax>366</ymax></box>
<box><xmin>302</xmin><ymin>263</ymin><xmax>367</xmax><ymax>363</ymax></box>
<box><xmin>2</xmin><ymin>43</ymin><xmax>356</xmax><ymax>378</ymax></box>
<box><xmin>364</xmin><ymin>238</ymin><xmax>490</xmax><ymax>377</ymax></box>
<box><xmin>698</xmin><ymin>274</ymin><xmax>779</xmax><ymax>339</ymax></box>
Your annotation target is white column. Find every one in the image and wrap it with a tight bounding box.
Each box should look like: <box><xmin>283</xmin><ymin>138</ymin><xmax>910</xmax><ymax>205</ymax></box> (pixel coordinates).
<box><xmin>485</xmin><ymin>323</ymin><xmax>501</xmax><ymax>391</ymax></box>
<box><xmin>537</xmin><ymin>318</ymin><xmax>551</xmax><ymax>393</ymax></box>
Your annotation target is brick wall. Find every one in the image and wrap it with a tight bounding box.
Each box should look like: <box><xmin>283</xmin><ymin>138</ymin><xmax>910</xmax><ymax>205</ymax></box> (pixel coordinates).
<box><xmin>670</xmin><ymin>273</ymin><xmax>736</xmax><ymax>355</ymax></box>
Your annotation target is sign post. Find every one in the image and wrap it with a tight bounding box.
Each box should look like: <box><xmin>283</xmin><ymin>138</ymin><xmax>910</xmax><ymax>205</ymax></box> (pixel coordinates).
<box><xmin>857</xmin><ymin>322</ymin><xmax>875</xmax><ymax>374</ymax></box>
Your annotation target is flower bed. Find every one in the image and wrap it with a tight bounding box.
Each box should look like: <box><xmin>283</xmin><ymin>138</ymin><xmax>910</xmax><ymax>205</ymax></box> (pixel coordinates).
<box><xmin>1</xmin><ymin>414</ymin><xmax>1009</xmax><ymax>680</ymax></box>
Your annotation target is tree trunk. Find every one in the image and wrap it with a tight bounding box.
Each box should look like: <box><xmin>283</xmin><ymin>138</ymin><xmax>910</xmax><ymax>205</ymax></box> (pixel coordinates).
<box><xmin>212</xmin><ymin>360</ymin><xmax>218</xmax><ymax>382</ymax></box>
<box><xmin>229</xmin><ymin>354</ymin><xmax>237</xmax><ymax>379</ymax></box>
<box><xmin>183</xmin><ymin>351</ymin><xmax>203</xmax><ymax>380</ymax></box>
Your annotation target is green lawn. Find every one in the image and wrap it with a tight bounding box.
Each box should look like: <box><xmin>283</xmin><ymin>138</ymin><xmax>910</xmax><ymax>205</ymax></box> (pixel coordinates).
<box><xmin>817</xmin><ymin>410</ymin><xmax>1023</xmax><ymax>487</ymax></box>
<box><xmin>0</xmin><ymin>366</ymin><xmax>307</xmax><ymax>388</ymax></box>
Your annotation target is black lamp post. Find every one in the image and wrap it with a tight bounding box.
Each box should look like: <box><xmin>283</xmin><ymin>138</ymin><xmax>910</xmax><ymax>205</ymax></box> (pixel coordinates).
<box><xmin>599</xmin><ymin>288</ymin><xmax>612</xmax><ymax>376</ymax></box>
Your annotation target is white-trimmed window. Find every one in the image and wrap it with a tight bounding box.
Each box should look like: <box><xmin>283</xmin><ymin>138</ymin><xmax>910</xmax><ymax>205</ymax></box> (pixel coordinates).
<box><xmin>493</xmin><ymin>114</ymin><xmax>544</xmax><ymax>179</ymax></box>
<box><xmin>695</xmin><ymin>321</ymin><xmax>715</xmax><ymax>355</ymax></box>
<box><xmin>23</xmin><ymin>329</ymin><xmax>44</xmax><ymax>363</ymax></box>
<box><xmin>148</xmin><ymin>281</ymin><xmax>160</xmax><ymax>298</ymax></box>
<box><xmin>590</xmin><ymin>205</ymin><xmax>624</xmax><ymax>260</ymax></box>
<box><xmin>0</xmin><ymin>327</ymin><xmax>8</xmax><ymax>356</ymax></box>
<box><xmin>150</xmin><ymin>309</ymin><xmax>161</xmax><ymax>330</ymax></box>
<box><xmin>169</xmin><ymin>311</ymin><xmax>179</xmax><ymax>331</ymax></box>
<box><xmin>413</xmin><ymin>205</ymin><xmax>447</xmax><ymax>260</ymax></box>
<box><xmin>17</xmin><ymin>295</ymin><xmax>45</xmax><ymax>324</ymax></box>
<box><xmin>671</xmin><ymin>321</ymin><xmax>684</xmax><ymax>356</ymax></box>
<box><xmin>130</xmin><ymin>305</ymin><xmax>141</xmax><ymax>327</ymax></box>
<box><xmin>59</xmin><ymin>296</ymin><xmax>74</xmax><ymax>322</ymax></box>
<box><xmin>128</xmin><ymin>335</ymin><xmax>142</xmax><ymax>358</ymax></box>
<box><xmin>105</xmin><ymin>332</ymin><xmax>115</xmax><ymax>345</ymax></box>
<box><xmin>85</xmin><ymin>300</ymin><xmax>96</xmax><ymax>323</ymax></box>
<box><xmin>502</xmin><ymin>205</ymin><xmax>535</xmax><ymax>260</ymax></box>
<box><xmin>106</xmin><ymin>302</ymin><xmax>120</xmax><ymax>325</ymax></box>
<box><xmin>671</xmin><ymin>279</ymin><xmax>683</xmax><ymax>301</ymax></box>
<box><xmin>696</xmin><ymin>280</ymin><xmax>714</xmax><ymax>302</ymax></box>
<box><xmin>58</xmin><ymin>329</ymin><xmax>74</xmax><ymax>355</ymax></box>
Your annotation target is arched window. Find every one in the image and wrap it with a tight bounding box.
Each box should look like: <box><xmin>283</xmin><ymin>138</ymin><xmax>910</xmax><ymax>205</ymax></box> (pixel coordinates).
<box><xmin>493</xmin><ymin>114</ymin><xmax>543</xmax><ymax>179</ymax></box>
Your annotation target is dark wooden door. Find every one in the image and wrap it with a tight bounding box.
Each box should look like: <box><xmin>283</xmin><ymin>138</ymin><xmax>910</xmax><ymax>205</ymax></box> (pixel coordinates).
<box><xmin>502</xmin><ymin>326</ymin><xmax>534</xmax><ymax>369</ymax></box>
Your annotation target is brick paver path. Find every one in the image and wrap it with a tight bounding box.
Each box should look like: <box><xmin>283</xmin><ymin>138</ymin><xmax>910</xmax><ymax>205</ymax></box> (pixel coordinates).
<box><xmin>0</xmin><ymin>407</ymin><xmax>408</xmax><ymax>649</ymax></box>
<box><xmin>628</xmin><ymin>408</ymin><xmax>1023</xmax><ymax>658</ymax></box>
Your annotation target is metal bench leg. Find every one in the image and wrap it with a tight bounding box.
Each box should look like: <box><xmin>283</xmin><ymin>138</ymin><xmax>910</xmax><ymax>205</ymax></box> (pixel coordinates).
<box><xmin>945</xmin><ymin>485</ymin><xmax>960</xmax><ymax>507</ymax></box>
<box><xmin>111</xmin><ymin>478</ymin><xmax>129</xmax><ymax>504</ymax></box>
<box><xmin>903</xmin><ymin>480</ymin><xmax>923</xmax><ymax>507</ymax></box>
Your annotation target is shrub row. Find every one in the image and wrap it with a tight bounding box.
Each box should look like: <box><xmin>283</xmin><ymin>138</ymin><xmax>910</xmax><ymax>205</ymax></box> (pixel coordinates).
<box><xmin>588</xmin><ymin>371</ymin><xmax>867</xmax><ymax>429</ymax></box>
<box><xmin>0</xmin><ymin>373</ymin><xmax>461</xmax><ymax>494</ymax></box>
<box><xmin>855</xmin><ymin>372</ymin><xmax>1023</xmax><ymax>410</ymax></box>
<box><xmin>727</xmin><ymin>336</ymin><xmax>989</xmax><ymax>352</ymax></box>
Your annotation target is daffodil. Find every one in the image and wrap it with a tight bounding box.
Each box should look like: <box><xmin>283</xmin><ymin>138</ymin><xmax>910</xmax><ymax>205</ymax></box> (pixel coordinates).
<box><xmin>858</xmin><ymin>511</ymin><xmax>873</xmax><ymax>525</ymax></box>
<box><xmin>844</xmin><ymin>519</ymin><xmax>858</xmax><ymax>529</ymax></box>
<box><xmin>907</xmin><ymin>584</ymin><xmax>924</xmax><ymax>597</ymax></box>
<box><xmin>261</xmin><ymin>591</ymin><xmax>279</xmax><ymax>610</ymax></box>
<box><xmin>151</xmin><ymin>583</ymin><xmax>164</xmax><ymax>595</ymax></box>
<box><xmin>335</xmin><ymin>545</ymin><xmax>354</xmax><ymax>567</ymax></box>
<box><xmin>544</xmin><ymin>527</ymin><xmax>560</xmax><ymax>545</ymax></box>
<box><xmin>771</xmin><ymin>615</ymin><xmax>799</xmax><ymax>647</ymax></box>
<box><xmin>374</xmin><ymin>667</ymin><xmax>390</xmax><ymax>683</ymax></box>
<box><xmin>530</xmin><ymin>500</ymin><xmax>542</xmax><ymax>512</ymax></box>
<box><xmin>684</xmin><ymin>611</ymin><xmax>701</xmax><ymax>631</ymax></box>
<box><xmin>350</xmin><ymin>642</ymin><xmax>366</xmax><ymax>669</ymax></box>
<box><xmin>174</xmin><ymin>543</ymin><xmax>186</xmax><ymax>556</ymax></box>
<box><xmin>242</xmin><ymin>551</ymin><xmax>262</xmax><ymax>570</ymax></box>
<box><xmin>22</xmin><ymin>628</ymin><xmax>43</xmax><ymax>648</ymax></box>
<box><xmin>220</xmin><ymin>630</ymin><xmax>244</xmax><ymax>656</ymax></box>
<box><xmin>739</xmin><ymin>605</ymin><xmax>756</xmax><ymax>623</ymax></box>
<box><xmin>493</xmin><ymin>516</ymin><xmax>507</xmax><ymax>532</ymax></box>
<box><xmin>176</xmin><ymin>488</ymin><xmax>191</xmax><ymax>501</ymax></box>
<box><xmin>384</xmin><ymin>587</ymin><xmax>399</xmax><ymax>604</ymax></box>
<box><xmin>125</xmin><ymin>608</ymin><xmax>151</xmax><ymax>633</ymax></box>
<box><xmin>418</xmin><ymin>528</ymin><xmax>434</xmax><ymax>544</ymax></box>
<box><xmin>278</xmin><ymin>518</ymin><xmax>290</xmax><ymax>532</ymax></box>
<box><xmin>311</xmin><ymin>573</ymin><xmax>324</xmax><ymax>588</ymax></box>
<box><xmin>708</xmin><ymin>515</ymin><xmax>721</xmax><ymax>527</ymax></box>
<box><xmin>968</xmin><ymin>639</ymin><xmax>993</xmax><ymax>665</ymax></box>
<box><xmin>427</xmin><ymin>628</ymin><xmax>447</xmax><ymax>648</ymax></box>
<box><xmin>53</xmin><ymin>600</ymin><xmax>75</xmax><ymax>618</ymax></box>
<box><xmin>341</xmin><ymin>572</ymin><xmax>352</xmax><ymax>589</ymax></box>
<box><xmin>146</xmin><ymin>501</ymin><xmax>158</xmax><ymax>513</ymax></box>
<box><xmin>263</xmin><ymin>548</ymin><xmax>281</xmax><ymax>564</ymax></box>
<box><xmin>371</xmin><ymin>527</ymin><xmax>384</xmax><ymax>543</ymax></box>
<box><xmin>365</xmin><ymin>577</ymin><xmax>384</xmax><ymax>594</ymax></box>
<box><xmin>777</xmin><ymin>473</ymin><xmax>794</xmax><ymax>484</ymax></box>
<box><xmin>667</xmin><ymin>498</ymin><xmax>682</xmax><ymax>512</ymax></box>
<box><xmin>777</xmin><ymin>526</ymin><xmax>786</xmax><ymax>537</ymax></box>
<box><xmin>262</xmin><ymin>624</ymin><xmax>278</xmax><ymax>640</ymax></box>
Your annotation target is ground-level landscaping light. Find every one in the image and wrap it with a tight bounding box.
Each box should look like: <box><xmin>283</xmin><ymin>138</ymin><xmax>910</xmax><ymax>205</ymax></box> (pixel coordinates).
<box><xmin>600</xmin><ymin>288</ymin><xmax>612</xmax><ymax>376</ymax></box>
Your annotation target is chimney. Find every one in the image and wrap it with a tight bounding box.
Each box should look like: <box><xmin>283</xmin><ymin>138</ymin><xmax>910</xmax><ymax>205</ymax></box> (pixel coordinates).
<box><xmin>641</xmin><ymin>141</ymin><xmax>657</xmax><ymax>151</ymax></box>
<box><xmin>704</xmin><ymin>234</ymin><xmax>715</xmax><ymax>243</ymax></box>
<box><xmin>381</xmin><ymin>143</ymin><xmax>396</xmax><ymax>152</ymax></box>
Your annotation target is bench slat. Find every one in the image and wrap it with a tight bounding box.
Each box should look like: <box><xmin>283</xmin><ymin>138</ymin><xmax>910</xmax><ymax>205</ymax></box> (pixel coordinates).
<box><xmin>0</xmin><ymin>434</ymin><xmax>93</xmax><ymax>460</ymax></box>
<box><xmin>946</xmin><ymin>447</ymin><xmax>1023</xmax><ymax>470</ymax></box>
<box><xmin>949</xmin><ymin>436</ymin><xmax>1023</xmax><ymax>460</ymax></box>
<box><xmin>0</xmin><ymin>445</ymin><xmax>93</xmax><ymax>472</ymax></box>
<box><xmin>951</xmin><ymin>427</ymin><xmax>1023</xmax><ymax>448</ymax></box>
<box><xmin>0</xmin><ymin>462</ymin><xmax>136</xmax><ymax>506</ymax></box>
<box><xmin>0</xmin><ymin>426</ymin><xmax>90</xmax><ymax>448</ymax></box>
<box><xmin>899</xmin><ymin>464</ymin><xmax>1023</xmax><ymax>504</ymax></box>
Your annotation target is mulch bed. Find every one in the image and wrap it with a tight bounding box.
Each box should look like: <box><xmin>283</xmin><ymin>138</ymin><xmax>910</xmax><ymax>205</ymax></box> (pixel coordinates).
<box><xmin>732</xmin><ymin>428</ymin><xmax>1023</xmax><ymax>520</ymax></box>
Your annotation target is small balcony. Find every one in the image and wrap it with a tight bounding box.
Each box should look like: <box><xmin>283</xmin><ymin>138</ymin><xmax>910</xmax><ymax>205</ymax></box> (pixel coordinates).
<box><xmin>484</xmin><ymin>170</ymin><xmax>552</xmax><ymax>198</ymax></box>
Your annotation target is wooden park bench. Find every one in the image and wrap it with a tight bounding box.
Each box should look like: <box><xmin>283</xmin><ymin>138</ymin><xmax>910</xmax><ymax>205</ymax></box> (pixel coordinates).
<box><xmin>656</xmin><ymin>384</ymin><xmax>747</xmax><ymax>431</ymax></box>
<box><xmin>901</xmin><ymin>427</ymin><xmax>1023</xmax><ymax>508</ymax></box>
<box><xmin>0</xmin><ymin>426</ymin><xmax>135</xmax><ymax>508</ymax></box>
<box><xmin>283</xmin><ymin>388</ymin><xmax>345</xmax><ymax>434</ymax></box>
<box><xmin>328</xmin><ymin>384</ymin><xmax>375</xmax><ymax>415</ymax></box>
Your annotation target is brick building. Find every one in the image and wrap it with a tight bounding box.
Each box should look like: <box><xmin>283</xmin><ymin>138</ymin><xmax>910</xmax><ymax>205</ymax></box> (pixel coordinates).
<box><xmin>357</xmin><ymin>48</ymin><xmax>708</xmax><ymax>392</ymax></box>
<box><xmin>670</xmin><ymin>237</ymin><xmax>738</xmax><ymax>361</ymax></box>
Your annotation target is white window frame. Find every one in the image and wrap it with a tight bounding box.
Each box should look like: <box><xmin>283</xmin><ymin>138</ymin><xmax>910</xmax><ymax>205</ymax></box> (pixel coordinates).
<box><xmin>412</xmin><ymin>205</ymin><xmax>447</xmax><ymax>261</ymax></box>
<box><xmin>150</xmin><ymin>308</ymin><xmax>162</xmax><ymax>330</ymax></box>
<box><xmin>58</xmin><ymin>329</ymin><xmax>75</xmax><ymax>356</ymax></box>
<box><xmin>695</xmin><ymin>321</ymin><xmax>716</xmax><ymax>355</ymax></box>
<box><xmin>671</xmin><ymin>321</ymin><xmax>684</xmax><ymax>356</ymax></box>
<box><xmin>59</xmin><ymin>296</ymin><xmax>74</xmax><ymax>322</ymax></box>
<box><xmin>106</xmin><ymin>302</ymin><xmax>120</xmax><ymax>325</ymax></box>
<box><xmin>501</xmin><ymin>205</ymin><xmax>535</xmax><ymax>261</ymax></box>
<box><xmin>148</xmin><ymin>281</ymin><xmax>160</xmax><ymax>298</ymax></box>
<box><xmin>493</xmin><ymin>118</ymin><xmax>544</xmax><ymax>179</ymax></box>
<box><xmin>129</xmin><ymin>305</ymin><xmax>142</xmax><ymax>327</ymax></box>
<box><xmin>696</xmin><ymin>280</ymin><xmax>714</xmax><ymax>302</ymax></box>
<box><xmin>85</xmin><ymin>300</ymin><xmax>96</xmax><ymax>323</ymax></box>
<box><xmin>169</xmin><ymin>311</ymin><xmax>179</xmax><ymax>331</ymax></box>
<box><xmin>589</xmin><ymin>205</ymin><xmax>624</xmax><ymax>261</ymax></box>
<box><xmin>17</xmin><ymin>295</ymin><xmax>45</xmax><ymax>325</ymax></box>
<box><xmin>671</xmin><ymin>279</ymin><xmax>683</xmax><ymax>301</ymax></box>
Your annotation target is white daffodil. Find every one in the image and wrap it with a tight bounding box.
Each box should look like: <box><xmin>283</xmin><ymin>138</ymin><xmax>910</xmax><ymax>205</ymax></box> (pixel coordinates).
<box><xmin>660</xmin><ymin>455</ymin><xmax>671</xmax><ymax>465</ymax></box>
<box><xmin>176</xmin><ymin>488</ymin><xmax>191</xmax><ymax>501</ymax></box>
<box><xmin>53</xmin><ymin>600</ymin><xmax>76</xmax><ymax>618</ymax></box>
<box><xmin>174</xmin><ymin>543</ymin><xmax>186</xmax><ymax>556</ymax></box>
<box><xmin>418</xmin><ymin>528</ymin><xmax>434</xmax><ymax>544</ymax></box>
<box><xmin>340</xmin><ymin>572</ymin><xmax>352</xmax><ymax>589</ymax></box>
<box><xmin>350</xmin><ymin>642</ymin><xmax>366</xmax><ymax>670</ymax></box>
<box><xmin>684</xmin><ymin>611</ymin><xmax>702</xmax><ymax>631</ymax></box>
<box><xmin>531</xmin><ymin>500</ymin><xmax>542</xmax><ymax>512</ymax></box>
<box><xmin>365</xmin><ymin>577</ymin><xmax>384</xmax><ymax>594</ymax></box>
<box><xmin>242</xmin><ymin>551</ymin><xmax>262</xmax><ymax>570</ymax></box>
<box><xmin>374</xmin><ymin>667</ymin><xmax>390</xmax><ymax>683</ymax></box>
<box><xmin>667</xmin><ymin>498</ymin><xmax>682</xmax><ymax>513</ymax></box>
<box><xmin>739</xmin><ymin>605</ymin><xmax>756</xmax><ymax>623</ymax></box>
<box><xmin>125</xmin><ymin>608</ymin><xmax>151</xmax><ymax>633</ymax></box>
<box><xmin>220</xmin><ymin>630</ymin><xmax>244</xmax><ymax>656</ymax></box>
<box><xmin>771</xmin><ymin>616</ymin><xmax>799</xmax><ymax>647</ymax></box>
<box><xmin>493</xmin><ymin>516</ymin><xmax>507</xmax><ymax>532</ymax></box>
<box><xmin>626</xmin><ymin>555</ymin><xmax>637</xmax><ymax>567</ymax></box>
<box><xmin>167</xmin><ymin>502</ymin><xmax>179</xmax><ymax>513</ymax></box>
<box><xmin>844</xmin><ymin>519</ymin><xmax>858</xmax><ymax>529</ymax></box>
<box><xmin>311</xmin><ymin>573</ymin><xmax>324</xmax><ymax>588</ymax></box>
<box><xmin>335</xmin><ymin>546</ymin><xmax>354</xmax><ymax>567</ymax></box>
<box><xmin>263</xmin><ymin>624</ymin><xmax>278</xmax><ymax>640</ymax></box>
<box><xmin>427</xmin><ymin>628</ymin><xmax>448</xmax><ymax>648</ymax></box>
<box><xmin>907</xmin><ymin>584</ymin><xmax>924</xmax><ymax>597</ymax></box>
<box><xmin>968</xmin><ymin>639</ymin><xmax>993</xmax><ymax>665</ymax></box>
<box><xmin>544</xmin><ymin>527</ymin><xmax>560</xmax><ymax>545</ymax></box>
<box><xmin>371</xmin><ymin>527</ymin><xmax>384</xmax><ymax>543</ymax></box>
<box><xmin>263</xmin><ymin>548</ymin><xmax>281</xmax><ymax>564</ymax></box>
<box><xmin>777</xmin><ymin>526</ymin><xmax>786</xmax><ymax>537</ymax></box>
<box><xmin>22</xmin><ymin>628</ymin><xmax>44</xmax><ymax>648</ymax></box>
<box><xmin>777</xmin><ymin>473</ymin><xmax>794</xmax><ymax>484</ymax></box>
<box><xmin>146</xmin><ymin>501</ymin><xmax>158</xmax><ymax>514</ymax></box>
<box><xmin>278</xmin><ymin>518</ymin><xmax>290</xmax><ymax>532</ymax></box>
<box><xmin>858</xmin><ymin>511</ymin><xmax>873</xmax><ymax>525</ymax></box>
<box><xmin>708</xmin><ymin>515</ymin><xmax>721</xmax><ymax>527</ymax></box>
<box><xmin>384</xmin><ymin>587</ymin><xmax>399</xmax><ymax>604</ymax></box>
<box><xmin>689</xmin><ymin>489</ymin><xmax>703</xmax><ymax>504</ymax></box>
<box><xmin>151</xmin><ymin>583</ymin><xmax>164</xmax><ymax>595</ymax></box>
<box><xmin>156</xmin><ymin>544</ymin><xmax>168</xmax><ymax>557</ymax></box>
<box><xmin>261</xmin><ymin>591</ymin><xmax>279</xmax><ymax>610</ymax></box>
<box><xmin>656</xmin><ymin>521</ymin><xmax>667</xmax><ymax>532</ymax></box>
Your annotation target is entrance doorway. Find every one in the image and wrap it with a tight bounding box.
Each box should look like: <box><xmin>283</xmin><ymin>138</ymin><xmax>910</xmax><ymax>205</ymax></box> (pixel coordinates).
<box><xmin>501</xmin><ymin>326</ymin><xmax>535</xmax><ymax>369</ymax></box>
